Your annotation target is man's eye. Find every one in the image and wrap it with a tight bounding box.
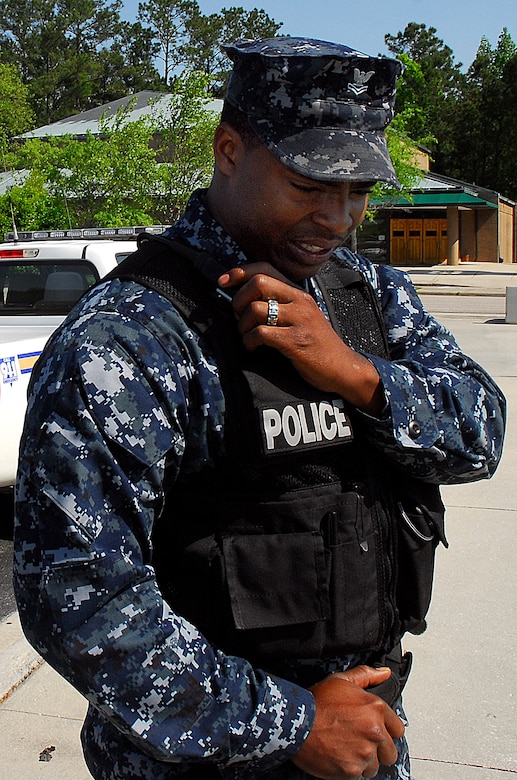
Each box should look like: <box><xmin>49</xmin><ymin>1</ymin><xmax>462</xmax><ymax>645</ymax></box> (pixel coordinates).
<box><xmin>291</xmin><ymin>181</ymin><xmax>319</xmax><ymax>193</ymax></box>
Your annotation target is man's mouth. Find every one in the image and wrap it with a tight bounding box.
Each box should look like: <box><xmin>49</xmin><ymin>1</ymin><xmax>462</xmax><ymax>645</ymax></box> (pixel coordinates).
<box><xmin>277</xmin><ymin>238</ymin><xmax>345</xmax><ymax>279</ymax></box>
<box><xmin>293</xmin><ymin>240</ymin><xmax>340</xmax><ymax>259</ymax></box>
<box><xmin>299</xmin><ymin>242</ymin><xmax>329</xmax><ymax>254</ymax></box>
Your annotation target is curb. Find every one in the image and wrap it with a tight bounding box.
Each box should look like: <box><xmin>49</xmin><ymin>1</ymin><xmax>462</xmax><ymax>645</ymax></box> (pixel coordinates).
<box><xmin>0</xmin><ymin>611</ymin><xmax>44</xmax><ymax>704</ymax></box>
<box><xmin>415</xmin><ymin>288</ymin><xmax>506</xmax><ymax>297</ymax></box>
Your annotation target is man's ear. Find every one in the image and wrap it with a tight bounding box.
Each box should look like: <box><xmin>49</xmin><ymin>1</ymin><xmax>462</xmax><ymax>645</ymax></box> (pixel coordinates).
<box><xmin>213</xmin><ymin>122</ymin><xmax>244</xmax><ymax>177</ymax></box>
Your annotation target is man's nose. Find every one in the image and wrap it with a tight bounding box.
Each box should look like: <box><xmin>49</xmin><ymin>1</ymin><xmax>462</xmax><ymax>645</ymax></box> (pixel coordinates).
<box><xmin>312</xmin><ymin>194</ymin><xmax>355</xmax><ymax>235</ymax></box>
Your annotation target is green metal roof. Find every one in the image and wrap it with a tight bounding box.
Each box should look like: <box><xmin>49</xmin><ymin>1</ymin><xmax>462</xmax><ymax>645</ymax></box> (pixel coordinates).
<box><xmin>387</xmin><ymin>191</ymin><xmax>498</xmax><ymax>208</ymax></box>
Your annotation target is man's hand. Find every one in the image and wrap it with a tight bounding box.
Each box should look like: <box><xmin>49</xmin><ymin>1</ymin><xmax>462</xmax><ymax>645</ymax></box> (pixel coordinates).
<box><xmin>218</xmin><ymin>265</ymin><xmax>385</xmax><ymax>415</ymax></box>
<box><xmin>292</xmin><ymin>665</ymin><xmax>405</xmax><ymax>780</ymax></box>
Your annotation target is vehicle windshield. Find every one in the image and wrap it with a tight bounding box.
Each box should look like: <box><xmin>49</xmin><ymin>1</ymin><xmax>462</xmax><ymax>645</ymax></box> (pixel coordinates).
<box><xmin>0</xmin><ymin>260</ymin><xmax>99</xmax><ymax>315</ymax></box>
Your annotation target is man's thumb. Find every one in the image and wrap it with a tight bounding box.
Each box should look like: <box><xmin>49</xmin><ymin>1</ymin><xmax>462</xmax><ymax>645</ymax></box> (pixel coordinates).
<box><xmin>331</xmin><ymin>664</ymin><xmax>392</xmax><ymax>690</ymax></box>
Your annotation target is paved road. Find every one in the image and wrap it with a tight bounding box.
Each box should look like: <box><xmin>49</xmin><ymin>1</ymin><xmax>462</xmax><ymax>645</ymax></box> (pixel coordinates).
<box><xmin>403</xmin><ymin>302</ymin><xmax>517</xmax><ymax>778</ymax></box>
<box><xmin>420</xmin><ymin>293</ymin><xmax>505</xmax><ymax>317</ymax></box>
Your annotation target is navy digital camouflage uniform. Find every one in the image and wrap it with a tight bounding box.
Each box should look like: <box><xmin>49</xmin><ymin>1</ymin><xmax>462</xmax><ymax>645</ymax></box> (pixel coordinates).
<box><xmin>13</xmin><ymin>191</ymin><xmax>505</xmax><ymax>780</ymax></box>
<box><xmin>14</xmin><ymin>36</ymin><xmax>505</xmax><ymax>780</ymax></box>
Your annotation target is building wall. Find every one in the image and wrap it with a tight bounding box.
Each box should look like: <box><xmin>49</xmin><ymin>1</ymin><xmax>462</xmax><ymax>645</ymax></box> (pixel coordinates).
<box><xmin>476</xmin><ymin>210</ymin><xmax>499</xmax><ymax>262</ymax></box>
<box><xmin>453</xmin><ymin>205</ymin><xmax>514</xmax><ymax>263</ymax></box>
<box><xmin>460</xmin><ymin>210</ymin><xmax>476</xmax><ymax>261</ymax></box>
<box><xmin>411</xmin><ymin>149</ymin><xmax>431</xmax><ymax>172</ymax></box>
<box><xmin>499</xmin><ymin>202</ymin><xmax>514</xmax><ymax>263</ymax></box>
<box><xmin>368</xmin><ymin>202</ymin><xmax>515</xmax><ymax>265</ymax></box>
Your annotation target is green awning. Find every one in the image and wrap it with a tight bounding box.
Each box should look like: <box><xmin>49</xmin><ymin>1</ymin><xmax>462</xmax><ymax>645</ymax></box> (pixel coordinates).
<box><xmin>383</xmin><ymin>191</ymin><xmax>498</xmax><ymax>208</ymax></box>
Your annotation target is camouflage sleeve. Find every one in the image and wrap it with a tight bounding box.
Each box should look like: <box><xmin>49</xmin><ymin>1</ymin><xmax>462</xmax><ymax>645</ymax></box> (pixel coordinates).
<box><xmin>350</xmin><ymin>258</ymin><xmax>505</xmax><ymax>483</ymax></box>
<box><xmin>13</xmin><ymin>283</ymin><xmax>314</xmax><ymax>773</ymax></box>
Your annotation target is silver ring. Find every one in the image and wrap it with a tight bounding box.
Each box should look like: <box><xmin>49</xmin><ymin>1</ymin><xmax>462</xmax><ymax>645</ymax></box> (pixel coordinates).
<box><xmin>266</xmin><ymin>299</ymin><xmax>279</xmax><ymax>326</ymax></box>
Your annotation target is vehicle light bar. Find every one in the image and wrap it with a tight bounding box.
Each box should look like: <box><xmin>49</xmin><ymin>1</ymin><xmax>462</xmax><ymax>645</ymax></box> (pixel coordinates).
<box><xmin>2</xmin><ymin>225</ymin><xmax>167</xmax><ymax>242</ymax></box>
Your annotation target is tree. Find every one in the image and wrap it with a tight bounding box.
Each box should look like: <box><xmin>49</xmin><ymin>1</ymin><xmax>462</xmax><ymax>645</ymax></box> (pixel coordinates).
<box><xmin>182</xmin><ymin>6</ymin><xmax>282</xmax><ymax>94</ymax></box>
<box><xmin>387</xmin><ymin>54</ymin><xmax>435</xmax><ymax>148</ymax></box>
<box><xmin>364</xmin><ymin>113</ymin><xmax>428</xmax><ymax>226</ymax></box>
<box><xmin>137</xmin><ymin>0</ymin><xmax>198</xmax><ymax>85</ymax></box>
<box><xmin>0</xmin><ymin>171</ymin><xmax>71</xmax><ymax>239</ymax></box>
<box><xmin>35</xmin><ymin>0</ymin><xmax>124</xmax><ymax>119</ymax></box>
<box><xmin>136</xmin><ymin>1</ymin><xmax>281</xmax><ymax>91</ymax></box>
<box><xmin>0</xmin><ymin>63</ymin><xmax>35</xmax><ymax>141</ymax></box>
<box><xmin>102</xmin><ymin>21</ymin><xmax>163</xmax><ymax>95</ymax></box>
<box><xmin>0</xmin><ymin>0</ymin><xmax>54</xmax><ymax>78</ymax></box>
<box><xmin>10</xmin><ymin>106</ymin><xmax>162</xmax><ymax>227</ymax></box>
<box><xmin>0</xmin><ymin>0</ymin><xmax>161</xmax><ymax>125</ymax></box>
<box><xmin>385</xmin><ymin>22</ymin><xmax>464</xmax><ymax>162</ymax></box>
<box><xmin>0</xmin><ymin>62</ymin><xmax>34</xmax><ymax>212</ymax></box>
<box><xmin>444</xmin><ymin>27</ymin><xmax>517</xmax><ymax>197</ymax></box>
<box><xmin>151</xmin><ymin>70</ymin><xmax>219</xmax><ymax>221</ymax></box>
<box><xmin>0</xmin><ymin>1</ymin><xmax>283</xmax><ymax>125</ymax></box>
<box><xmin>3</xmin><ymin>75</ymin><xmax>219</xmax><ymax>229</ymax></box>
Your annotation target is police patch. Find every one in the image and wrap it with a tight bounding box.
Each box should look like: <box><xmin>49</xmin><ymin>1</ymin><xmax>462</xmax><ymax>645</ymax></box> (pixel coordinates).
<box><xmin>258</xmin><ymin>398</ymin><xmax>354</xmax><ymax>455</ymax></box>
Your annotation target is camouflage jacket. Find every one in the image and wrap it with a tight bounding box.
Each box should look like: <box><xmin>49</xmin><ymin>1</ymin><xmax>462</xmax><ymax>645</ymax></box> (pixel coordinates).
<box><xmin>13</xmin><ymin>191</ymin><xmax>506</xmax><ymax>779</ymax></box>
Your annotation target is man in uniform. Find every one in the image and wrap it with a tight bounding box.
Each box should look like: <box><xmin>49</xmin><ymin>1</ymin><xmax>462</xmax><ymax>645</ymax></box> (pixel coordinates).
<box><xmin>14</xmin><ymin>38</ymin><xmax>505</xmax><ymax>780</ymax></box>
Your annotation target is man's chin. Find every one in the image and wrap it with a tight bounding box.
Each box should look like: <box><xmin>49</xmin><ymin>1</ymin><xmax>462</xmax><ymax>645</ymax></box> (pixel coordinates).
<box><xmin>281</xmin><ymin>242</ymin><xmax>338</xmax><ymax>278</ymax></box>
<box><xmin>274</xmin><ymin>255</ymin><xmax>330</xmax><ymax>283</ymax></box>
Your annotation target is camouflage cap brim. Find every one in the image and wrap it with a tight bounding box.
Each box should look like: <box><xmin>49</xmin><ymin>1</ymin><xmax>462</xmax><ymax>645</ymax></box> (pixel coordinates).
<box><xmin>250</xmin><ymin>119</ymin><xmax>401</xmax><ymax>187</ymax></box>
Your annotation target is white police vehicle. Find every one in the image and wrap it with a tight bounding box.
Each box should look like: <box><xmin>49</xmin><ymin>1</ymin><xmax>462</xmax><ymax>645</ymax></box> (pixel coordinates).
<box><xmin>0</xmin><ymin>226</ymin><xmax>163</xmax><ymax>488</ymax></box>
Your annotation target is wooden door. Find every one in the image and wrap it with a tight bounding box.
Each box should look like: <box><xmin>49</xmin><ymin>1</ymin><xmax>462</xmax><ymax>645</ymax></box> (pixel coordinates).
<box><xmin>439</xmin><ymin>219</ymin><xmax>448</xmax><ymax>262</ymax></box>
<box><xmin>406</xmin><ymin>219</ymin><xmax>422</xmax><ymax>263</ymax></box>
<box><xmin>423</xmin><ymin>219</ymin><xmax>440</xmax><ymax>263</ymax></box>
<box><xmin>390</xmin><ymin>219</ymin><xmax>407</xmax><ymax>263</ymax></box>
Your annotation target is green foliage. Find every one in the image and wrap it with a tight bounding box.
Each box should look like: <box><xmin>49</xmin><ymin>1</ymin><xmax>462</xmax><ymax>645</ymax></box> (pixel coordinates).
<box><xmin>10</xmin><ymin>120</ymin><xmax>160</xmax><ymax>228</ymax></box>
<box><xmin>107</xmin><ymin>21</ymin><xmax>164</xmax><ymax>94</ymax></box>
<box><xmin>442</xmin><ymin>27</ymin><xmax>517</xmax><ymax>198</ymax></box>
<box><xmin>385</xmin><ymin>22</ymin><xmax>464</xmax><ymax>160</ymax></box>
<box><xmin>138</xmin><ymin>0</ymin><xmax>197</xmax><ymax>85</ymax></box>
<box><xmin>0</xmin><ymin>0</ymin><xmax>162</xmax><ymax>125</ymax></box>
<box><xmin>363</xmin><ymin>59</ymin><xmax>434</xmax><ymax>212</ymax></box>
<box><xmin>4</xmin><ymin>73</ymin><xmax>218</xmax><ymax>230</ymax></box>
<box><xmin>0</xmin><ymin>64</ymin><xmax>34</xmax><ymax>143</ymax></box>
<box><xmin>384</xmin><ymin>125</ymin><xmax>424</xmax><ymax>193</ymax></box>
<box><xmin>181</xmin><ymin>5</ymin><xmax>282</xmax><ymax>94</ymax></box>
<box><xmin>388</xmin><ymin>54</ymin><xmax>435</xmax><ymax>149</ymax></box>
<box><xmin>150</xmin><ymin>71</ymin><xmax>219</xmax><ymax>221</ymax></box>
<box><xmin>363</xmin><ymin>124</ymin><xmax>424</xmax><ymax>221</ymax></box>
<box><xmin>0</xmin><ymin>0</ymin><xmax>281</xmax><ymax>122</ymax></box>
<box><xmin>0</xmin><ymin>171</ymin><xmax>70</xmax><ymax>238</ymax></box>
<box><xmin>5</xmin><ymin>8</ymin><xmax>517</xmax><ymax>222</ymax></box>
<box><xmin>137</xmin><ymin>1</ymin><xmax>281</xmax><ymax>91</ymax></box>
<box><xmin>384</xmin><ymin>22</ymin><xmax>517</xmax><ymax>199</ymax></box>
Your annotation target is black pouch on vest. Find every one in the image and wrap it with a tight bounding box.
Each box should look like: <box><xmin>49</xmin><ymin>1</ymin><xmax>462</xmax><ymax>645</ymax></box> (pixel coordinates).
<box><xmin>395</xmin><ymin>478</ymin><xmax>448</xmax><ymax>635</ymax></box>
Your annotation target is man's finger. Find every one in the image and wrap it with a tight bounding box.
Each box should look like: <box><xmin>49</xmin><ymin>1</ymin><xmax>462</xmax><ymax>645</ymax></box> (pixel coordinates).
<box><xmin>218</xmin><ymin>263</ymin><xmax>293</xmax><ymax>289</ymax></box>
<box><xmin>331</xmin><ymin>664</ymin><xmax>393</xmax><ymax>689</ymax></box>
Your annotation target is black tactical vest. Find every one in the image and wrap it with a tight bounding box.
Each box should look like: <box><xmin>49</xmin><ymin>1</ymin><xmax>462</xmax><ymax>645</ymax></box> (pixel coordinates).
<box><xmin>105</xmin><ymin>235</ymin><xmax>445</xmax><ymax>672</ymax></box>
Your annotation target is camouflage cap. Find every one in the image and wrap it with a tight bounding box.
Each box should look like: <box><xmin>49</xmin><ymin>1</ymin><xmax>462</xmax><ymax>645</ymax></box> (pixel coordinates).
<box><xmin>222</xmin><ymin>37</ymin><xmax>403</xmax><ymax>187</ymax></box>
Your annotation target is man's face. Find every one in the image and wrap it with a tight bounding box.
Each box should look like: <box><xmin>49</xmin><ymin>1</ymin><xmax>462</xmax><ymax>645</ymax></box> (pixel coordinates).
<box><xmin>219</xmin><ymin>138</ymin><xmax>373</xmax><ymax>282</ymax></box>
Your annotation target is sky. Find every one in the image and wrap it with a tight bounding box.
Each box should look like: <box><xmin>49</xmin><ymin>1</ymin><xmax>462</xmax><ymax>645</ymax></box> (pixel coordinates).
<box><xmin>120</xmin><ymin>0</ymin><xmax>517</xmax><ymax>71</ymax></box>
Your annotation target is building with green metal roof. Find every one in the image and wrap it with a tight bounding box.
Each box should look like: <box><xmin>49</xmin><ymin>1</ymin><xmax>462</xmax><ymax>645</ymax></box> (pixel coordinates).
<box><xmin>361</xmin><ymin>165</ymin><xmax>515</xmax><ymax>266</ymax></box>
